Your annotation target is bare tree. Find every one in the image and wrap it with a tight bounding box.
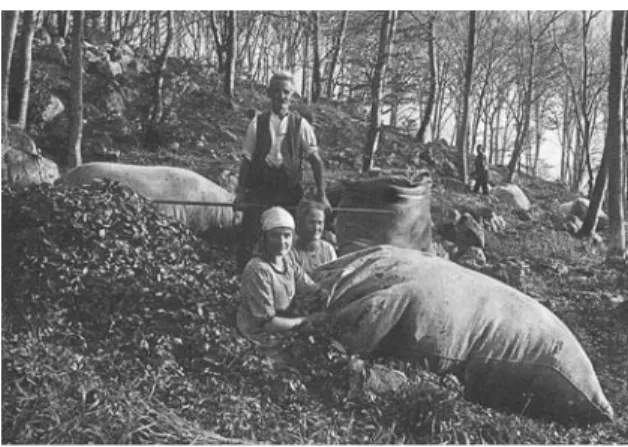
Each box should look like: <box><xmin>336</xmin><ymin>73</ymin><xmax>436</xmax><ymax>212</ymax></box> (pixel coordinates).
<box><xmin>415</xmin><ymin>14</ymin><xmax>436</xmax><ymax>143</ymax></box>
<box><xmin>68</xmin><ymin>10</ymin><xmax>84</xmax><ymax>168</ymax></box>
<box><xmin>362</xmin><ymin>11</ymin><xmax>397</xmax><ymax>173</ymax></box>
<box><xmin>15</xmin><ymin>10</ymin><xmax>36</xmax><ymax>129</ymax></box>
<box><xmin>326</xmin><ymin>11</ymin><xmax>348</xmax><ymax>98</ymax></box>
<box><xmin>209</xmin><ymin>11</ymin><xmax>225</xmax><ymax>72</ymax></box>
<box><xmin>224</xmin><ymin>11</ymin><xmax>236</xmax><ymax>100</ymax></box>
<box><xmin>57</xmin><ymin>11</ymin><xmax>70</xmax><ymax>39</ymax></box>
<box><xmin>144</xmin><ymin>11</ymin><xmax>174</xmax><ymax>150</ymax></box>
<box><xmin>578</xmin><ymin>11</ymin><xmax>626</xmax><ymax>243</ymax></box>
<box><xmin>506</xmin><ymin>11</ymin><xmax>563</xmax><ymax>182</ymax></box>
<box><xmin>2</xmin><ymin>11</ymin><xmax>19</xmax><ymax>141</ymax></box>
<box><xmin>606</xmin><ymin>10</ymin><xmax>626</xmax><ymax>258</ymax></box>
<box><xmin>455</xmin><ymin>11</ymin><xmax>476</xmax><ymax>184</ymax></box>
<box><xmin>311</xmin><ymin>11</ymin><xmax>322</xmax><ymax>102</ymax></box>
<box><xmin>301</xmin><ymin>12</ymin><xmax>310</xmax><ymax>101</ymax></box>
<box><xmin>554</xmin><ymin>11</ymin><xmax>606</xmax><ymax>194</ymax></box>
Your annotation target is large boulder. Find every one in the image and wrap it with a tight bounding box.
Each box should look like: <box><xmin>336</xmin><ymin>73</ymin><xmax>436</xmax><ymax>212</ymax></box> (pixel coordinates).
<box><xmin>41</xmin><ymin>94</ymin><xmax>65</xmax><ymax>123</ymax></box>
<box><xmin>558</xmin><ymin>198</ymin><xmax>609</xmax><ymax>229</ymax></box>
<box><xmin>2</xmin><ymin>126</ymin><xmax>60</xmax><ymax>187</ymax></box>
<box><xmin>2</xmin><ymin>149</ymin><xmax>60</xmax><ymax>187</ymax></box>
<box><xmin>493</xmin><ymin>184</ymin><xmax>531</xmax><ymax>211</ymax></box>
<box><xmin>56</xmin><ymin>162</ymin><xmax>241</xmax><ymax>236</ymax></box>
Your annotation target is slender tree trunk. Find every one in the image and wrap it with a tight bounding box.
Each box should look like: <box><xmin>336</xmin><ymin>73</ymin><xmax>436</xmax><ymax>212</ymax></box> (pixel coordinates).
<box><xmin>224</xmin><ymin>11</ymin><xmax>236</xmax><ymax>100</ymax></box>
<box><xmin>362</xmin><ymin>11</ymin><xmax>397</xmax><ymax>173</ymax></box>
<box><xmin>455</xmin><ymin>10</ymin><xmax>476</xmax><ymax>184</ymax></box>
<box><xmin>606</xmin><ymin>10</ymin><xmax>626</xmax><ymax>258</ymax></box>
<box><xmin>302</xmin><ymin>16</ymin><xmax>310</xmax><ymax>101</ymax></box>
<box><xmin>326</xmin><ymin>11</ymin><xmax>348</xmax><ymax>98</ymax></box>
<box><xmin>209</xmin><ymin>11</ymin><xmax>225</xmax><ymax>72</ymax></box>
<box><xmin>1</xmin><ymin>11</ymin><xmax>19</xmax><ymax>141</ymax></box>
<box><xmin>560</xmin><ymin>83</ymin><xmax>571</xmax><ymax>183</ymax></box>
<box><xmin>416</xmin><ymin>15</ymin><xmax>436</xmax><ymax>143</ymax></box>
<box><xmin>68</xmin><ymin>11</ymin><xmax>84</xmax><ymax>168</ymax></box>
<box><xmin>15</xmin><ymin>11</ymin><xmax>36</xmax><ymax>130</ymax></box>
<box><xmin>507</xmin><ymin>44</ymin><xmax>535</xmax><ymax>183</ymax></box>
<box><xmin>311</xmin><ymin>11</ymin><xmax>322</xmax><ymax>102</ymax></box>
<box><xmin>144</xmin><ymin>11</ymin><xmax>174</xmax><ymax>150</ymax></box>
<box><xmin>105</xmin><ymin>11</ymin><xmax>114</xmax><ymax>35</ymax></box>
<box><xmin>532</xmin><ymin>98</ymin><xmax>541</xmax><ymax>176</ymax></box>
<box><xmin>57</xmin><ymin>11</ymin><xmax>70</xmax><ymax>39</ymax></box>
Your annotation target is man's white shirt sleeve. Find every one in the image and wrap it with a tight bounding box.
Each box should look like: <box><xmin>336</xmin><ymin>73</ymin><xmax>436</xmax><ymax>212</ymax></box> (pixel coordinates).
<box><xmin>242</xmin><ymin>118</ymin><xmax>257</xmax><ymax>161</ymax></box>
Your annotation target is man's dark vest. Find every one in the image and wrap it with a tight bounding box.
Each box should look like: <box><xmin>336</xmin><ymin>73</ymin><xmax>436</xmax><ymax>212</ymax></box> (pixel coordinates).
<box><xmin>246</xmin><ymin>111</ymin><xmax>304</xmax><ymax>190</ymax></box>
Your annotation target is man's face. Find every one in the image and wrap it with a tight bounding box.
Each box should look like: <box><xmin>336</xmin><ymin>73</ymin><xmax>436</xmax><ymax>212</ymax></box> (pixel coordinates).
<box><xmin>268</xmin><ymin>79</ymin><xmax>294</xmax><ymax>116</ymax></box>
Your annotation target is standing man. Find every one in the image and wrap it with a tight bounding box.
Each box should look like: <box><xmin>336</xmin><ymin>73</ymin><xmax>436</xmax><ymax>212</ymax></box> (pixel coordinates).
<box><xmin>472</xmin><ymin>144</ymin><xmax>489</xmax><ymax>195</ymax></box>
<box><xmin>234</xmin><ymin>71</ymin><xmax>330</xmax><ymax>272</ymax></box>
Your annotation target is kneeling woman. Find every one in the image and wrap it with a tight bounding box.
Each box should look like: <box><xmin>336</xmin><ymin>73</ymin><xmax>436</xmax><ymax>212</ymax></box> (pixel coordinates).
<box><xmin>237</xmin><ymin>206</ymin><xmax>328</xmax><ymax>341</ymax></box>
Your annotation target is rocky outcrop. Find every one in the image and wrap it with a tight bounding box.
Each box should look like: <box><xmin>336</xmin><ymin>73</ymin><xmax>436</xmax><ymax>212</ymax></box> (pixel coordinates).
<box><xmin>2</xmin><ymin>126</ymin><xmax>59</xmax><ymax>187</ymax></box>
<box><xmin>493</xmin><ymin>184</ymin><xmax>531</xmax><ymax>211</ymax></box>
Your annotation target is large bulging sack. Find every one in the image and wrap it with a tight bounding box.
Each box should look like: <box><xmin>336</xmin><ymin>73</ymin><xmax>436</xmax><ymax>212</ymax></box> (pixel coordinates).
<box><xmin>57</xmin><ymin>162</ymin><xmax>241</xmax><ymax>235</ymax></box>
<box><xmin>335</xmin><ymin>173</ymin><xmax>432</xmax><ymax>256</ymax></box>
<box><xmin>311</xmin><ymin>245</ymin><xmax>613</xmax><ymax>425</ymax></box>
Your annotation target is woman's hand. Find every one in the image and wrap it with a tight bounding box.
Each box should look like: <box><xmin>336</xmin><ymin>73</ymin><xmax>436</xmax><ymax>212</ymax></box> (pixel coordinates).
<box><xmin>297</xmin><ymin>312</ymin><xmax>330</xmax><ymax>334</ymax></box>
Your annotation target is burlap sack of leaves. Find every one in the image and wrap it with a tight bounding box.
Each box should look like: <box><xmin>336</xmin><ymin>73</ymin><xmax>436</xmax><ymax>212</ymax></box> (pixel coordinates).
<box><xmin>311</xmin><ymin>245</ymin><xmax>614</xmax><ymax>425</ymax></box>
<box><xmin>335</xmin><ymin>173</ymin><xmax>432</xmax><ymax>256</ymax></box>
<box><xmin>57</xmin><ymin>162</ymin><xmax>240</xmax><ymax>236</ymax></box>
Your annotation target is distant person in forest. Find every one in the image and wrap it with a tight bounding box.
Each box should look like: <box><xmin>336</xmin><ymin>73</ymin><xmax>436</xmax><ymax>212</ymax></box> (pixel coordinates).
<box><xmin>293</xmin><ymin>200</ymin><xmax>337</xmax><ymax>274</ymax></box>
<box><xmin>234</xmin><ymin>71</ymin><xmax>330</xmax><ymax>272</ymax></box>
<box><xmin>472</xmin><ymin>144</ymin><xmax>489</xmax><ymax>195</ymax></box>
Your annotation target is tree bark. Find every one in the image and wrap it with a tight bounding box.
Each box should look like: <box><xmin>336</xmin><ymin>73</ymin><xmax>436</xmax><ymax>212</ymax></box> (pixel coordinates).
<box><xmin>1</xmin><ymin>11</ymin><xmax>19</xmax><ymax>141</ymax></box>
<box><xmin>68</xmin><ymin>11</ymin><xmax>84</xmax><ymax>168</ymax></box>
<box><xmin>57</xmin><ymin>11</ymin><xmax>70</xmax><ymax>39</ymax></box>
<box><xmin>301</xmin><ymin>13</ymin><xmax>310</xmax><ymax>101</ymax></box>
<box><xmin>15</xmin><ymin>11</ymin><xmax>36</xmax><ymax>129</ymax></box>
<box><xmin>455</xmin><ymin>11</ymin><xmax>476</xmax><ymax>184</ymax></box>
<box><xmin>606</xmin><ymin>10</ymin><xmax>626</xmax><ymax>258</ymax></box>
<box><xmin>224</xmin><ymin>11</ymin><xmax>236</xmax><ymax>99</ymax></box>
<box><xmin>416</xmin><ymin>14</ymin><xmax>436</xmax><ymax>143</ymax></box>
<box><xmin>144</xmin><ymin>11</ymin><xmax>174</xmax><ymax>150</ymax></box>
<box><xmin>362</xmin><ymin>11</ymin><xmax>397</xmax><ymax>173</ymax></box>
<box><xmin>311</xmin><ymin>11</ymin><xmax>322</xmax><ymax>102</ymax></box>
<box><xmin>325</xmin><ymin>11</ymin><xmax>348</xmax><ymax>98</ymax></box>
<box><xmin>209</xmin><ymin>11</ymin><xmax>225</xmax><ymax>72</ymax></box>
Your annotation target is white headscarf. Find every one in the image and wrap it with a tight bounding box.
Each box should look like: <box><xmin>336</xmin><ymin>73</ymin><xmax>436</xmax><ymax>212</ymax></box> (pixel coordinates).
<box><xmin>261</xmin><ymin>207</ymin><xmax>295</xmax><ymax>232</ymax></box>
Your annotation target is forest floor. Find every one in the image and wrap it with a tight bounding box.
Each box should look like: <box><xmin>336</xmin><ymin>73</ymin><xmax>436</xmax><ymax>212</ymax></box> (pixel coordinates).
<box><xmin>2</xmin><ymin>60</ymin><xmax>628</xmax><ymax>443</ymax></box>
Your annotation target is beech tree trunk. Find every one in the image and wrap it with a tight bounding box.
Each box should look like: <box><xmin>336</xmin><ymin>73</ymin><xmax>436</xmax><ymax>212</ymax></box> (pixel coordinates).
<box><xmin>301</xmin><ymin>15</ymin><xmax>310</xmax><ymax>101</ymax></box>
<box><xmin>144</xmin><ymin>11</ymin><xmax>174</xmax><ymax>150</ymax></box>
<box><xmin>416</xmin><ymin>14</ymin><xmax>436</xmax><ymax>143</ymax></box>
<box><xmin>1</xmin><ymin>11</ymin><xmax>19</xmax><ymax>141</ymax></box>
<box><xmin>57</xmin><ymin>11</ymin><xmax>70</xmax><ymax>39</ymax></box>
<box><xmin>224</xmin><ymin>10</ymin><xmax>236</xmax><ymax>100</ymax></box>
<box><xmin>455</xmin><ymin>11</ymin><xmax>476</xmax><ymax>184</ymax></box>
<box><xmin>68</xmin><ymin>11</ymin><xmax>84</xmax><ymax>168</ymax></box>
<box><xmin>606</xmin><ymin>10</ymin><xmax>626</xmax><ymax>258</ymax></box>
<box><xmin>362</xmin><ymin>11</ymin><xmax>397</xmax><ymax>173</ymax></box>
<box><xmin>209</xmin><ymin>11</ymin><xmax>225</xmax><ymax>72</ymax></box>
<box><xmin>15</xmin><ymin>10</ymin><xmax>36</xmax><ymax>129</ymax></box>
<box><xmin>326</xmin><ymin>11</ymin><xmax>348</xmax><ymax>98</ymax></box>
<box><xmin>311</xmin><ymin>11</ymin><xmax>322</xmax><ymax>102</ymax></box>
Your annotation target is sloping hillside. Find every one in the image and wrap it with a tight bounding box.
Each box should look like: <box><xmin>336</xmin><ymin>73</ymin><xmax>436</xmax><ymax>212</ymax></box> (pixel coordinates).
<box><xmin>3</xmin><ymin>40</ymin><xmax>627</xmax><ymax>444</ymax></box>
